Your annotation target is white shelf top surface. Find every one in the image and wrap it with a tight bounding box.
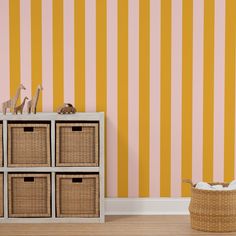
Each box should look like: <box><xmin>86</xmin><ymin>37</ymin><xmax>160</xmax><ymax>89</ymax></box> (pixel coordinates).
<box><xmin>0</xmin><ymin>112</ymin><xmax>104</xmax><ymax>121</ymax></box>
<box><xmin>0</xmin><ymin>167</ymin><xmax>100</xmax><ymax>172</ymax></box>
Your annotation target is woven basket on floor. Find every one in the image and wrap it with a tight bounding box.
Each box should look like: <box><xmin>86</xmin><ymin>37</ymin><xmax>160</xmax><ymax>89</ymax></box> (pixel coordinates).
<box><xmin>56</xmin><ymin>174</ymin><xmax>99</xmax><ymax>217</ymax></box>
<box><xmin>8</xmin><ymin>173</ymin><xmax>51</xmax><ymax>217</ymax></box>
<box><xmin>0</xmin><ymin>124</ymin><xmax>2</xmax><ymax>167</ymax></box>
<box><xmin>184</xmin><ymin>179</ymin><xmax>236</xmax><ymax>232</ymax></box>
<box><xmin>8</xmin><ymin>123</ymin><xmax>50</xmax><ymax>167</ymax></box>
<box><xmin>0</xmin><ymin>173</ymin><xmax>3</xmax><ymax>217</ymax></box>
<box><xmin>56</xmin><ymin>123</ymin><xmax>99</xmax><ymax>166</ymax></box>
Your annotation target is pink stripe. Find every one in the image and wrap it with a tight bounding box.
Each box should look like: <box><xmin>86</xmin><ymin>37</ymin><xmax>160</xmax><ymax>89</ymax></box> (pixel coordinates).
<box><xmin>213</xmin><ymin>0</ymin><xmax>225</xmax><ymax>182</ymax></box>
<box><xmin>0</xmin><ymin>0</ymin><xmax>10</xmax><ymax>103</ymax></box>
<box><xmin>85</xmin><ymin>0</ymin><xmax>96</xmax><ymax>112</ymax></box>
<box><xmin>106</xmin><ymin>0</ymin><xmax>118</xmax><ymax>197</ymax></box>
<box><xmin>150</xmin><ymin>0</ymin><xmax>160</xmax><ymax>197</ymax></box>
<box><xmin>192</xmin><ymin>0</ymin><xmax>204</xmax><ymax>183</ymax></box>
<box><xmin>63</xmin><ymin>0</ymin><xmax>74</xmax><ymax>104</ymax></box>
<box><xmin>128</xmin><ymin>0</ymin><xmax>139</xmax><ymax>197</ymax></box>
<box><xmin>171</xmin><ymin>0</ymin><xmax>182</xmax><ymax>197</ymax></box>
<box><xmin>42</xmin><ymin>0</ymin><xmax>53</xmax><ymax>112</ymax></box>
<box><xmin>20</xmin><ymin>0</ymin><xmax>31</xmax><ymax>101</ymax></box>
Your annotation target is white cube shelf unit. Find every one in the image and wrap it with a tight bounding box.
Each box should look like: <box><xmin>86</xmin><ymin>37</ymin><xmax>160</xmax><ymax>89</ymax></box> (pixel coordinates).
<box><xmin>0</xmin><ymin>112</ymin><xmax>104</xmax><ymax>223</ymax></box>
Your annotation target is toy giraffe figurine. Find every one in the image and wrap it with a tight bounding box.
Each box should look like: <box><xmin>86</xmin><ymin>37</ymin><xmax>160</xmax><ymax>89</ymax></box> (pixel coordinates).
<box><xmin>14</xmin><ymin>96</ymin><xmax>28</xmax><ymax>115</ymax></box>
<box><xmin>27</xmin><ymin>85</ymin><xmax>43</xmax><ymax>114</ymax></box>
<box><xmin>2</xmin><ymin>84</ymin><xmax>26</xmax><ymax>115</ymax></box>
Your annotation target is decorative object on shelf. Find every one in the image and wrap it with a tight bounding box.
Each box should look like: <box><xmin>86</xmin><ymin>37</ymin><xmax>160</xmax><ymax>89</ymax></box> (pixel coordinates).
<box><xmin>13</xmin><ymin>96</ymin><xmax>28</xmax><ymax>115</ymax></box>
<box><xmin>57</xmin><ymin>103</ymin><xmax>77</xmax><ymax>114</ymax></box>
<box><xmin>27</xmin><ymin>85</ymin><xmax>43</xmax><ymax>114</ymax></box>
<box><xmin>2</xmin><ymin>84</ymin><xmax>26</xmax><ymax>115</ymax></box>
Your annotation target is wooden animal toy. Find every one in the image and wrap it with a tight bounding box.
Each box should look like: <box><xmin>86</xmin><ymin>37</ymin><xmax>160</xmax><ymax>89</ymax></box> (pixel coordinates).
<box><xmin>2</xmin><ymin>84</ymin><xmax>26</xmax><ymax>115</ymax></box>
<box><xmin>27</xmin><ymin>85</ymin><xmax>43</xmax><ymax>114</ymax></box>
<box><xmin>13</xmin><ymin>96</ymin><xmax>29</xmax><ymax>115</ymax></box>
<box><xmin>57</xmin><ymin>103</ymin><xmax>77</xmax><ymax>114</ymax></box>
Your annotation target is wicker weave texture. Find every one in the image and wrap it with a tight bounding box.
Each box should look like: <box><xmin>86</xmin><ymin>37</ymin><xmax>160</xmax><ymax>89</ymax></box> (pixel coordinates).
<box><xmin>56</xmin><ymin>174</ymin><xmax>99</xmax><ymax>217</ymax></box>
<box><xmin>0</xmin><ymin>174</ymin><xmax>3</xmax><ymax>217</ymax></box>
<box><xmin>56</xmin><ymin>123</ymin><xmax>99</xmax><ymax>166</ymax></box>
<box><xmin>189</xmin><ymin>182</ymin><xmax>236</xmax><ymax>232</ymax></box>
<box><xmin>8</xmin><ymin>124</ymin><xmax>50</xmax><ymax>167</ymax></box>
<box><xmin>8</xmin><ymin>173</ymin><xmax>51</xmax><ymax>218</ymax></box>
<box><xmin>0</xmin><ymin>124</ymin><xmax>2</xmax><ymax>167</ymax></box>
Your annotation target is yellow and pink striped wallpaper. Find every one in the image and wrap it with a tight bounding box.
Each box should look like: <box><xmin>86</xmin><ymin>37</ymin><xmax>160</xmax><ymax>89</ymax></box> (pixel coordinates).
<box><xmin>0</xmin><ymin>0</ymin><xmax>236</xmax><ymax>197</ymax></box>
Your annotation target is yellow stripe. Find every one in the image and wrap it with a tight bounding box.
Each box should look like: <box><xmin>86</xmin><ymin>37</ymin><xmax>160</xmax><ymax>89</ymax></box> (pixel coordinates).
<box><xmin>96</xmin><ymin>0</ymin><xmax>107</xmax><ymax>195</ymax></box>
<box><xmin>53</xmin><ymin>0</ymin><xmax>64</xmax><ymax>111</ymax></box>
<box><xmin>31</xmin><ymin>0</ymin><xmax>42</xmax><ymax>111</ymax></box>
<box><xmin>224</xmin><ymin>0</ymin><xmax>236</xmax><ymax>182</ymax></box>
<box><xmin>74</xmin><ymin>0</ymin><xmax>85</xmax><ymax>112</ymax></box>
<box><xmin>203</xmin><ymin>0</ymin><xmax>214</xmax><ymax>182</ymax></box>
<box><xmin>9</xmin><ymin>0</ymin><xmax>21</xmax><ymax>105</ymax></box>
<box><xmin>160</xmin><ymin>0</ymin><xmax>171</xmax><ymax>197</ymax></box>
<box><xmin>182</xmin><ymin>0</ymin><xmax>193</xmax><ymax>197</ymax></box>
<box><xmin>139</xmin><ymin>0</ymin><xmax>150</xmax><ymax>197</ymax></box>
<box><xmin>118</xmin><ymin>0</ymin><xmax>128</xmax><ymax>197</ymax></box>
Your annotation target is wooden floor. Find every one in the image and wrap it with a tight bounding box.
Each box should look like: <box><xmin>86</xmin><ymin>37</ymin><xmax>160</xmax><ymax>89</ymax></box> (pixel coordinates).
<box><xmin>0</xmin><ymin>216</ymin><xmax>235</xmax><ymax>236</ymax></box>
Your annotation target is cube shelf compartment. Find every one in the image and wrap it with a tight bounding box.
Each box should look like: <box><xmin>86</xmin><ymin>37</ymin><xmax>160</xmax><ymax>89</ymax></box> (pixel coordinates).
<box><xmin>0</xmin><ymin>112</ymin><xmax>104</xmax><ymax>223</ymax></box>
<box><xmin>8</xmin><ymin>173</ymin><xmax>51</xmax><ymax>218</ymax></box>
<box><xmin>56</xmin><ymin>123</ymin><xmax>99</xmax><ymax>167</ymax></box>
<box><xmin>56</xmin><ymin>174</ymin><xmax>99</xmax><ymax>218</ymax></box>
<box><xmin>8</xmin><ymin>123</ymin><xmax>51</xmax><ymax>167</ymax></box>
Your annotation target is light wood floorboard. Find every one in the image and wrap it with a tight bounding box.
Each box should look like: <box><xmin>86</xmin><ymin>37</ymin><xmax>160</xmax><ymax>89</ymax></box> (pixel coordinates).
<box><xmin>0</xmin><ymin>216</ymin><xmax>235</xmax><ymax>236</ymax></box>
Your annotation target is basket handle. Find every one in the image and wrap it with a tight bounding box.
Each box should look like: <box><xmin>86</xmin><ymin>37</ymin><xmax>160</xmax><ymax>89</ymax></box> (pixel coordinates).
<box><xmin>72</xmin><ymin>126</ymin><xmax>82</xmax><ymax>132</ymax></box>
<box><xmin>24</xmin><ymin>127</ymin><xmax>34</xmax><ymax>132</ymax></box>
<box><xmin>72</xmin><ymin>178</ymin><xmax>83</xmax><ymax>183</ymax></box>
<box><xmin>24</xmin><ymin>177</ymin><xmax>34</xmax><ymax>182</ymax></box>
<box><xmin>182</xmin><ymin>179</ymin><xmax>193</xmax><ymax>187</ymax></box>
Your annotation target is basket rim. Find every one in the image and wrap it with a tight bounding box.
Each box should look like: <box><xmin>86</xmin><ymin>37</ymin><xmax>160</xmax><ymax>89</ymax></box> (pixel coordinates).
<box><xmin>191</xmin><ymin>182</ymin><xmax>236</xmax><ymax>193</ymax></box>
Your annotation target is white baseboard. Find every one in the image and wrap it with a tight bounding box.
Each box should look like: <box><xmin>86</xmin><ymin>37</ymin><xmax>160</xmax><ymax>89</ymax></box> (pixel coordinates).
<box><xmin>105</xmin><ymin>198</ymin><xmax>190</xmax><ymax>215</ymax></box>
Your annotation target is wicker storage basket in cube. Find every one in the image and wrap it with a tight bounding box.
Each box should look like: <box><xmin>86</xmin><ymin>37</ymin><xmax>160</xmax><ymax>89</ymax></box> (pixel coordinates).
<box><xmin>8</xmin><ymin>173</ymin><xmax>51</xmax><ymax>218</ymax></box>
<box><xmin>0</xmin><ymin>124</ymin><xmax>2</xmax><ymax>167</ymax></box>
<box><xmin>56</xmin><ymin>123</ymin><xmax>99</xmax><ymax>166</ymax></box>
<box><xmin>184</xmin><ymin>179</ymin><xmax>236</xmax><ymax>232</ymax></box>
<box><xmin>0</xmin><ymin>174</ymin><xmax>3</xmax><ymax>217</ymax></box>
<box><xmin>56</xmin><ymin>174</ymin><xmax>99</xmax><ymax>217</ymax></box>
<box><xmin>8</xmin><ymin>123</ymin><xmax>50</xmax><ymax>167</ymax></box>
